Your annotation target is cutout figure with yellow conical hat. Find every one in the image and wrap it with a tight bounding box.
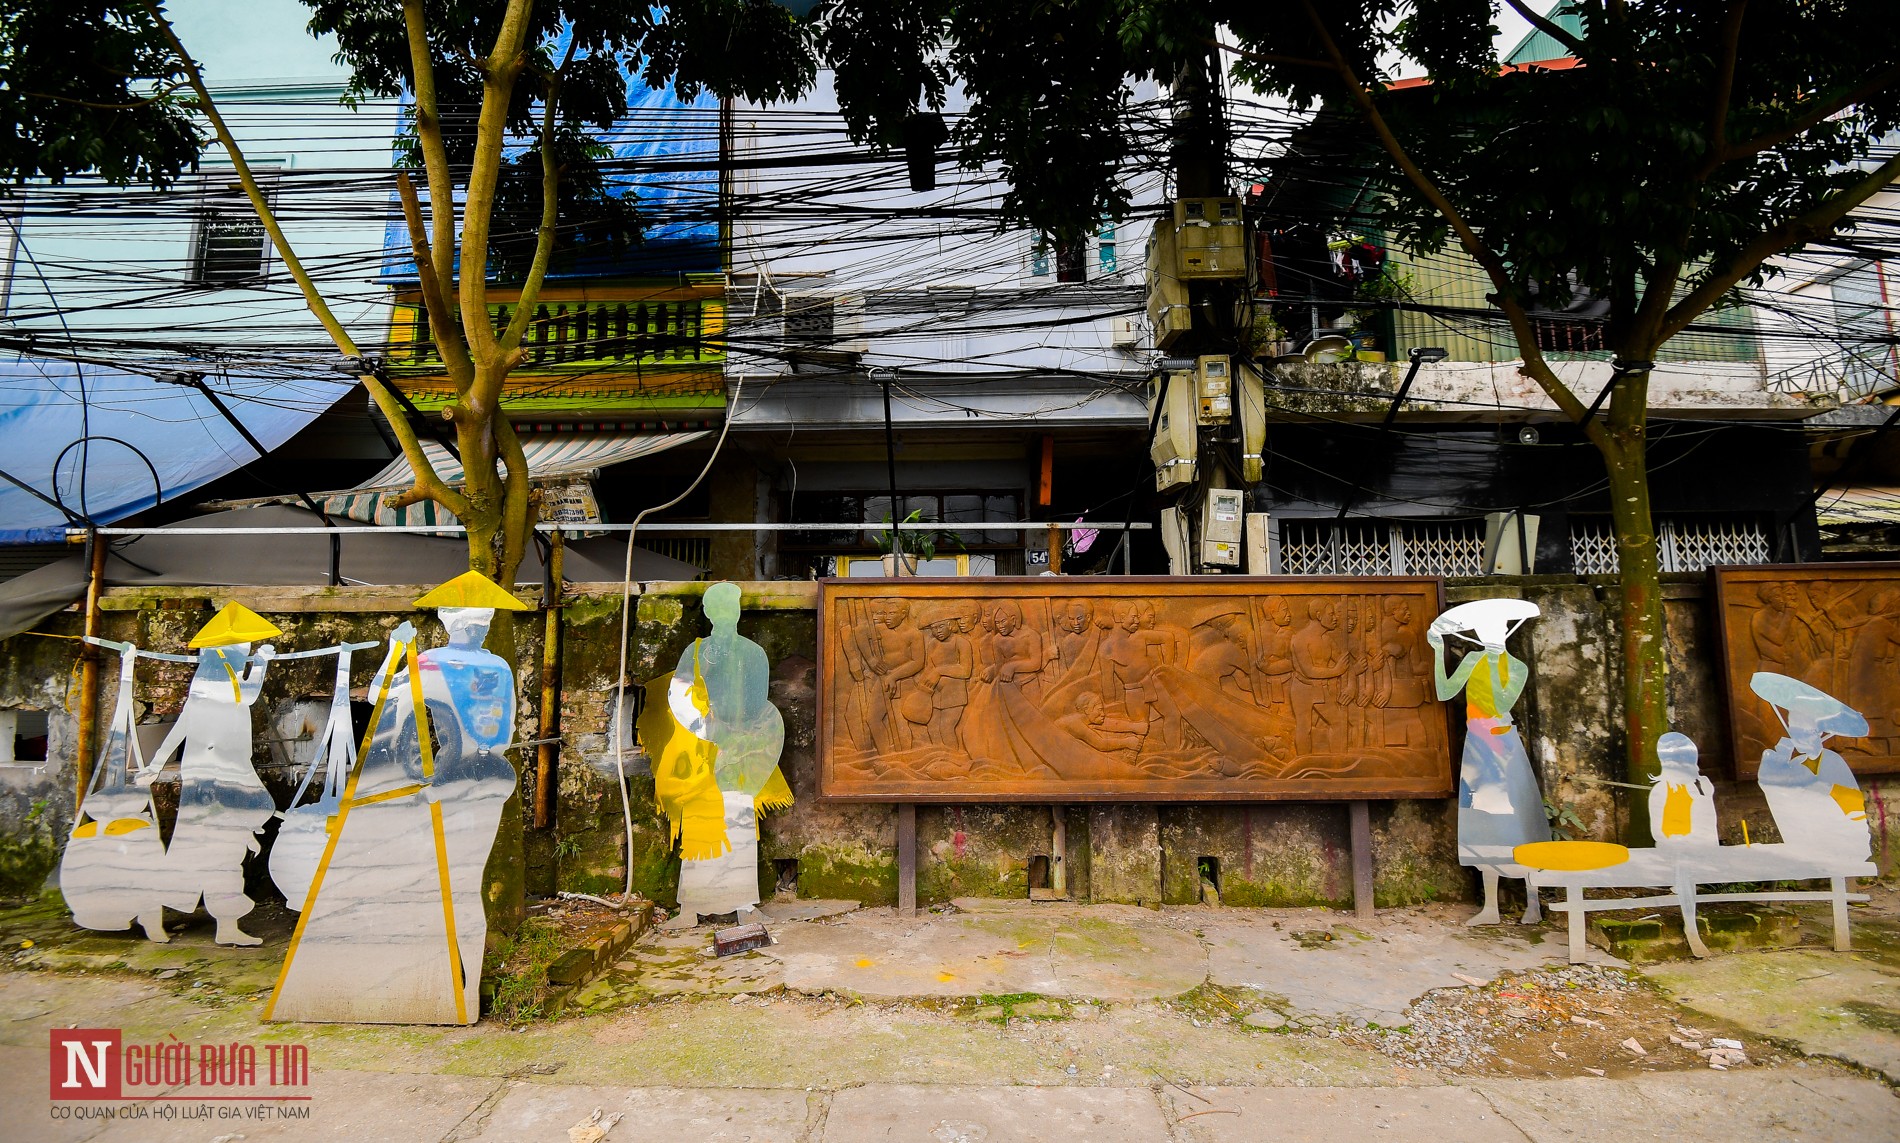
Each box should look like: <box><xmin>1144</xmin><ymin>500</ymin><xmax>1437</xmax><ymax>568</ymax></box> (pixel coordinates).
<box><xmin>144</xmin><ymin>601</ymin><xmax>283</xmax><ymax>945</ymax></box>
<box><xmin>267</xmin><ymin>572</ymin><xmax>524</xmax><ymax>1024</ymax></box>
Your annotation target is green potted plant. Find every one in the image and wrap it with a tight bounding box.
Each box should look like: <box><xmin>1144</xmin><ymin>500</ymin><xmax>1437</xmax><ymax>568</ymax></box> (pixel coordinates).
<box><xmin>873</xmin><ymin>509</ymin><xmax>960</xmax><ymax>576</ymax></box>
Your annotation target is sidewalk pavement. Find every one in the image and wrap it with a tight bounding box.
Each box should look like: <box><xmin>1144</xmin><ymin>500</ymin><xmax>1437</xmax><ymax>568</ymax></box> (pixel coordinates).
<box><xmin>5</xmin><ymin>886</ymin><xmax>1899</xmax><ymax>1141</ymax></box>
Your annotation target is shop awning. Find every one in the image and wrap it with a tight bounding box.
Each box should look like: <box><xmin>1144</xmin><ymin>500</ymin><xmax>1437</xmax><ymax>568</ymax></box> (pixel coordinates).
<box><xmin>318</xmin><ymin>431</ymin><xmax>708</xmax><ymax>527</ymax></box>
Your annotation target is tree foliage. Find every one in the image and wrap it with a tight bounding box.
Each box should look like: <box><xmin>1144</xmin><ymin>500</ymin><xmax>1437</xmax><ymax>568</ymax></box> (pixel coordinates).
<box><xmin>0</xmin><ymin>0</ymin><xmax>202</xmax><ymax>188</ymax></box>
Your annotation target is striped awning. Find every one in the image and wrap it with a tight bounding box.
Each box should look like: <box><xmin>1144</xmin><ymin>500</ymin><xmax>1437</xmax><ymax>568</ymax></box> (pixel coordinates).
<box><xmin>1816</xmin><ymin>486</ymin><xmax>1900</xmax><ymax>528</ymax></box>
<box><xmin>321</xmin><ymin>431</ymin><xmax>707</xmax><ymax>527</ymax></box>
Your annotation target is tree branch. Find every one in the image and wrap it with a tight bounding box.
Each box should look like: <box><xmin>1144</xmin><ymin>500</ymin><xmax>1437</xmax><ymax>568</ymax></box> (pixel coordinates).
<box><xmin>395</xmin><ymin>171</ymin><xmax>474</xmax><ymax>391</ymax></box>
<box><xmin>455</xmin><ymin>0</ymin><xmax>537</xmax><ymax>365</ymax></box>
<box><xmin>1296</xmin><ymin>0</ymin><xmax>1601</xmax><ymax>434</ymax></box>
<box><xmin>1706</xmin><ymin>0</ymin><xmax>1747</xmax><ymax>171</ymax></box>
<box><xmin>1202</xmin><ymin>37</ymin><xmax>1335</xmax><ymax>73</ymax></box>
<box><xmin>142</xmin><ymin>3</ymin><xmax>463</xmax><ymax>524</ymax></box>
<box><xmin>401</xmin><ymin>0</ymin><xmax>459</xmax><ymax>313</ymax></box>
<box><xmin>499</xmin><ymin>48</ymin><xmax>576</xmax><ymax>359</ymax></box>
<box><xmin>1710</xmin><ymin>65</ymin><xmax>1900</xmax><ymax>173</ymax></box>
<box><xmin>1501</xmin><ymin>0</ymin><xmax>1585</xmax><ymax>57</ymax></box>
<box><xmin>1659</xmin><ymin>148</ymin><xmax>1900</xmax><ymax>344</ymax></box>
<box><xmin>493</xmin><ymin>414</ymin><xmax>535</xmax><ymax>584</ymax></box>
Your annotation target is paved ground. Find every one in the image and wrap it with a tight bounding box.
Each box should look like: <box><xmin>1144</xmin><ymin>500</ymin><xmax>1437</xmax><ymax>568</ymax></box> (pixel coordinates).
<box><xmin>3</xmin><ymin>886</ymin><xmax>1897</xmax><ymax>1141</ymax></box>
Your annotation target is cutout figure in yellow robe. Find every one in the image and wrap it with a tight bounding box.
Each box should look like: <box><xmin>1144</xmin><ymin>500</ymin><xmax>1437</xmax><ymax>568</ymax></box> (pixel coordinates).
<box><xmin>639</xmin><ymin>582</ymin><xmax>791</xmax><ymax>926</ymax></box>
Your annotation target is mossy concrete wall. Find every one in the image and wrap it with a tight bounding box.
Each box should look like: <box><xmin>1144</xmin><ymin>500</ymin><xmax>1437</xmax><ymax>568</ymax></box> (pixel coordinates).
<box><xmin>2</xmin><ymin>575</ymin><xmax>1893</xmax><ymax>921</ymax></box>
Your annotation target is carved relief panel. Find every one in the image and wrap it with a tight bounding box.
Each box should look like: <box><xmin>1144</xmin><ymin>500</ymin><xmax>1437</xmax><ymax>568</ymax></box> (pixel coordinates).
<box><xmin>1714</xmin><ymin>564</ymin><xmax>1900</xmax><ymax>777</ymax></box>
<box><xmin>817</xmin><ymin>579</ymin><xmax>1453</xmax><ymax>801</ymax></box>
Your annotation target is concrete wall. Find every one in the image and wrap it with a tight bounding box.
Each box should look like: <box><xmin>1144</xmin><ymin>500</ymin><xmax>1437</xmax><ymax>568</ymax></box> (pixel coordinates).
<box><xmin>2</xmin><ymin>575</ymin><xmax>1893</xmax><ymax>914</ymax></box>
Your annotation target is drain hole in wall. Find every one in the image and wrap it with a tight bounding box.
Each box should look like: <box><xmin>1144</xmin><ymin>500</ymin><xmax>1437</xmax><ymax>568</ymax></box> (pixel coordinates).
<box><xmin>774</xmin><ymin>858</ymin><xmax>799</xmax><ymax>896</ymax></box>
<box><xmin>1198</xmin><ymin>856</ymin><xmax>1220</xmax><ymax>903</ymax></box>
<box><xmin>1027</xmin><ymin>854</ymin><xmax>1051</xmax><ymax>892</ymax></box>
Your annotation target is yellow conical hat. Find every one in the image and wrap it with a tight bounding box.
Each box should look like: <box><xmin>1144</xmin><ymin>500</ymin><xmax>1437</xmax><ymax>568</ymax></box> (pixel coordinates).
<box><xmin>189</xmin><ymin>601</ymin><xmax>283</xmax><ymax>648</ymax></box>
<box><xmin>413</xmin><ymin>570</ymin><xmax>529</xmax><ymax>611</ymax></box>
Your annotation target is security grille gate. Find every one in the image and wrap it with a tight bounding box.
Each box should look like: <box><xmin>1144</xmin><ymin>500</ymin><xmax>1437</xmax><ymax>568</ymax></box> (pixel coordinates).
<box><xmin>1568</xmin><ymin>515</ymin><xmax>1771</xmax><ymax>574</ymax></box>
<box><xmin>1277</xmin><ymin>519</ymin><xmax>1488</xmax><ymax>576</ymax></box>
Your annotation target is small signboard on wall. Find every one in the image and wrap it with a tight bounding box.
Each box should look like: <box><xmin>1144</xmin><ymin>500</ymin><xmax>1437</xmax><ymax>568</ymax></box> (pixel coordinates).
<box><xmin>816</xmin><ymin>578</ymin><xmax>1452</xmax><ymax>802</ymax></box>
<box><xmin>1713</xmin><ymin>563</ymin><xmax>1900</xmax><ymax>777</ymax></box>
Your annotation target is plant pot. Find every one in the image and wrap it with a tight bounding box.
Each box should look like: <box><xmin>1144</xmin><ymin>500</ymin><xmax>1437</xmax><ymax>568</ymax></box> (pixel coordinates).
<box><xmin>881</xmin><ymin>553</ymin><xmax>919</xmax><ymax>577</ymax></box>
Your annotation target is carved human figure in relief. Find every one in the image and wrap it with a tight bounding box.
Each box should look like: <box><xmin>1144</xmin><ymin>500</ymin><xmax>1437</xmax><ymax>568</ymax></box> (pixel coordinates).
<box><xmin>1052</xmin><ymin>599</ymin><xmax>1096</xmax><ymax>680</ymax></box>
<box><xmin>867</xmin><ymin>598</ymin><xmax>923</xmax><ymax>754</ymax></box>
<box><xmin>1101</xmin><ymin>601</ymin><xmax>1185</xmax><ymax>749</ymax></box>
<box><xmin>1056</xmin><ymin>693</ymin><xmax>1146</xmax><ymax>755</ymax></box>
<box><xmin>1429</xmin><ymin>598</ymin><xmax>1549</xmax><ymax>927</ymax></box>
<box><xmin>1189</xmin><ymin>611</ymin><xmax>1254</xmax><ymax>704</ymax></box>
<box><xmin>1845</xmin><ymin>588</ymin><xmax>1900</xmax><ymax>755</ymax></box>
<box><xmin>1375</xmin><ymin>598</ymin><xmax>1430</xmax><ymax>748</ymax></box>
<box><xmin>1257</xmin><ymin>597</ymin><xmax>1296</xmax><ymax>712</ymax></box>
<box><xmin>144</xmin><ymin>603</ymin><xmax>282</xmax><ymax>946</ymax></box>
<box><xmin>1290</xmin><ymin>600</ymin><xmax>1350</xmax><ymax>755</ymax></box>
<box><xmin>984</xmin><ymin>601</ymin><xmax>1046</xmax><ymax>701</ymax></box>
<box><xmin>920</xmin><ymin>615</ymin><xmax>974</xmax><ymax>751</ymax></box>
<box><xmin>1751</xmin><ymin>671</ymin><xmax>1871</xmax><ymax>863</ymax></box>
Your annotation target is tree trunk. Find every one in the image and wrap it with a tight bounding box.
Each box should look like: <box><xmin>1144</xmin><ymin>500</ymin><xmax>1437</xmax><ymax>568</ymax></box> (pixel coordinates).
<box><xmin>1601</xmin><ymin>405</ymin><xmax>1668</xmax><ymax>843</ymax></box>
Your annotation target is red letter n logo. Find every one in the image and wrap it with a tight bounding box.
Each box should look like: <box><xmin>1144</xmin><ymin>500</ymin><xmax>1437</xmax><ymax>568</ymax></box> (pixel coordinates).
<box><xmin>49</xmin><ymin>1029</ymin><xmax>121</xmax><ymax>1100</ymax></box>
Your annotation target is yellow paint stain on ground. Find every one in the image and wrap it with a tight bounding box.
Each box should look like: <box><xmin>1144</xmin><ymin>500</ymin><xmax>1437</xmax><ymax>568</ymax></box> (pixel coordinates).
<box><xmin>937</xmin><ymin>972</ymin><xmax>955</xmax><ymax>982</ymax></box>
<box><xmin>855</xmin><ymin>959</ymin><xmax>874</xmax><ymax>968</ymax></box>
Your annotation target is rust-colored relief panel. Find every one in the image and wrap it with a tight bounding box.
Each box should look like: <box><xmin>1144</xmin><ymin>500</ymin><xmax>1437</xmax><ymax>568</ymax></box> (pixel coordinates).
<box><xmin>817</xmin><ymin>578</ymin><xmax>1453</xmax><ymax>802</ymax></box>
<box><xmin>1714</xmin><ymin>564</ymin><xmax>1900</xmax><ymax>778</ymax></box>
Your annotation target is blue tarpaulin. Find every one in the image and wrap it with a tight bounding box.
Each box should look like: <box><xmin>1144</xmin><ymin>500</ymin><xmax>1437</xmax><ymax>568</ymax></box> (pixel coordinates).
<box><xmin>0</xmin><ymin>355</ymin><xmax>345</xmax><ymax>541</ymax></box>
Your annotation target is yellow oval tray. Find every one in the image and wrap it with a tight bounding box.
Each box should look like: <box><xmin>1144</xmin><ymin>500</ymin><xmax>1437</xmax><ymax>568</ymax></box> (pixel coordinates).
<box><xmin>1513</xmin><ymin>840</ymin><xmax>1630</xmax><ymax>871</ymax></box>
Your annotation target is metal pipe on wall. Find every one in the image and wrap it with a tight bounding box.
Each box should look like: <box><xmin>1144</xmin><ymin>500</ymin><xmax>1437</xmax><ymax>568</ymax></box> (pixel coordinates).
<box><xmin>534</xmin><ymin>529</ymin><xmax>565</xmax><ymax>831</ymax></box>
<box><xmin>72</xmin><ymin>529</ymin><xmax>108</xmax><ymax>808</ymax></box>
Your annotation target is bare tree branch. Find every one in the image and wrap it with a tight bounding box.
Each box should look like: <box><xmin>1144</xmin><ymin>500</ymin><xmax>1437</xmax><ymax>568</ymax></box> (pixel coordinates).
<box><xmin>501</xmin><ymin>42</ymin><xmax>579</xmax><ymax>357</ymax></box>
<box><xmin>401</xmin><ymin>0</ymin><xmax>460</xmax><ymax>318</ymax></box>
<box><xmin>142</xmin><ymin>1</ymin><xmax>460</xmax><ymax>514</ymax></box>
<box><xmin>455</xmin><ymin>0</ymin><xmax>537</xmax><ymax>369</ymax></box>
<box><xmin>1705</xmin><ymin>0</ymin><xmax>1748</xmax><ymax>174</ymax></box>
<box><xmin>395</xmin><ymin>171</ymin><xmax>474</xmax><ymax>390</ymax></box>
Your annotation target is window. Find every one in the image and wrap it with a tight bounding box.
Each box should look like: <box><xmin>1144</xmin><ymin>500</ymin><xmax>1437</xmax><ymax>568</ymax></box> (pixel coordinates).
<box><xmin>779</xmin><ymin>490</ymin><xmax>1024</xmax><ymax>551</ymax></box>
<box><xmin>188</xmin><ymin>179</ymin><xmax>271</xmax><ymax>287</ymax></box>
<box><xmin>782</xmin><ymin>294</ymin><xmax>835</xmax><ymax>343</ymax></box>
<box><xmin>1055</xmin><ymin>242</ymin><xmax>1087</xmax><ymax>283</ymax></box>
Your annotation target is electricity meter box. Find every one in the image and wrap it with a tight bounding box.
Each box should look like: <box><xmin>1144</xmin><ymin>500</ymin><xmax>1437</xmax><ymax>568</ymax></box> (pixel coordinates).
<box><xmin>1196</xmin><ymin>355</ymin><xmax>1232</xmax><ymax>424</ymax></box>
<box><xmin>1145</xmin><ymin>225</ymin><xmax>1191</xmax><ymax>350</ymax></box>
<box><xmin>1148</xmin><ymin>372</ymin><xmax>1198</xmax><ymax>491</ymax></box>
<box><xmin>1173</xmin><ymin>197</ymin><xmax>1248</xmax><ymax>281</ymax></box>
<box><xmin>1200</xmin><ymin>487</ymin><xmax>1244</xmax><ymax>567</ymax></box>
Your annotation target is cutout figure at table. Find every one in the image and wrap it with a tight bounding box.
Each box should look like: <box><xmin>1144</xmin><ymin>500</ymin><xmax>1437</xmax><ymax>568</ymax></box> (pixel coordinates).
<box><xmin>1752</xmin><ymin>672</ymin><xmax>1872</xmax><ymax>862</ymax></box>
<box><xmin>1648</xmin><ymin>731</ymin><xmax>1718</xmax><ymax>850</ymax></box>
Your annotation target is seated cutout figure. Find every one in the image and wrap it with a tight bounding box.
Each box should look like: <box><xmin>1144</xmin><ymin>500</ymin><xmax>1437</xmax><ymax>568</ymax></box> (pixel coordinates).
<box><xmin>1751</xmin><ymin>672</ymin><xmax>1872</xmax><ymax>862</ymax></box>
<box><xmin>1647</xmin><ymin>731</ymin><xmax>1718</xmax><ymax>850</ymax></box>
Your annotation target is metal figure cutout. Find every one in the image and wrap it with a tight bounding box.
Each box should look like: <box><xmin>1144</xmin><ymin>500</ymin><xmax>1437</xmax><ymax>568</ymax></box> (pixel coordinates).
<box><xmin>267</xmin><ymin>573</ymin><xmax>525</xmax><ymax>1025</ymax></box>
<box><xmin>1751</xmin><ymin>672</ymin><xmax>1872</xmax><ymax>862</ymax></box>
<box><xmin>1428</xmin><ymin>598</ymin><xmax>1549</xmax><ymax>926</ymax></box>
<box><xmin>59</xmin><ymin>640</ymin><xmax>171</xmax><ymax>941</ymax></box>
<box><xmin>639</xmin><ymin>582</ymin><xmax>792</xmax><ymax>927</ymax></box>
<box><xmin>142</xmin><ymin>603</ymin><xmax>284</xmax><ymax>946</ymax></box>
<box><xmin>270</xmin><ymin>640</ymin><xmax>378</xmax><ymax>911</ymax></box>
<box><xmin>1649</xmin><ymin>731</ymin><xmax>1718</xmax><ymax>849</ymax></box>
